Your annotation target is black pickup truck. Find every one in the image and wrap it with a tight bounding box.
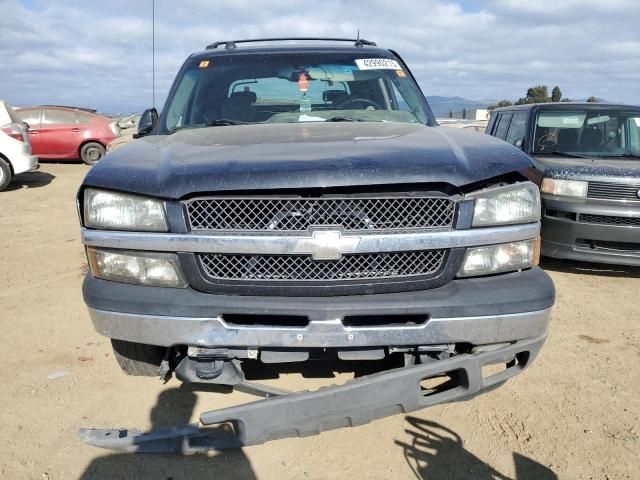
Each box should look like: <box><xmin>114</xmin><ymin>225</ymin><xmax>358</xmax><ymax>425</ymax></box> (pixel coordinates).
<box><xmin>77</xmin><ymin>38</ymin><xmax>555</xmax><ymax>452</ymax></box>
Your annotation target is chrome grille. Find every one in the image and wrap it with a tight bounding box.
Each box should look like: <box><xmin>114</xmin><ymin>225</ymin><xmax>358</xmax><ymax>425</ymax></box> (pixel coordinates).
<box><xmin>587</xmin><ymin>181</ymin><xmax>640</xmax><ymax>201</ymax></box>
<box><xmin>579</xmin><ymin>213</ymin><xmax>640</xmax><ymax>227</ymax></box>
<box><xmin>185</xmin><ymin>196</ymin><xmax>455</xmax><ymax>232</ymax></box>
<box><xmin>199</xmin><ymin>250</ymin><xmax>446</xmax><ymax>281</ymax></box>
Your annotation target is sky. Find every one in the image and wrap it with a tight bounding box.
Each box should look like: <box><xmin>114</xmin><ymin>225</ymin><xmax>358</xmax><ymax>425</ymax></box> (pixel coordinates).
<box><xmin>1</xmin><ymin>0</ymin><xmax>639</xmax><ymax>113</ymax></box>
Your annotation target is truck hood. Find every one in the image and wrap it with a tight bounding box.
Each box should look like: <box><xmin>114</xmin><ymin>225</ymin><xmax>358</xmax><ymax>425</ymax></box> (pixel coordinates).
<box><xmin>533</xmin><ymin>154</ymin><xmax>640</xmax><ymax>183</ymax></box>
<box><xmin>83</xmin><ymin>122</ymin><xmax>532</xmax><ymax>199</ymax></box>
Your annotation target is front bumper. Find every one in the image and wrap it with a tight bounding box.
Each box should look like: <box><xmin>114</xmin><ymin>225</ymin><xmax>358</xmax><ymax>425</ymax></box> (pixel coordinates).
<box><xmin>542</xmin><ymin>196</ymin><xmax>640</xmax><ymax>266</ymax></box>
<box><xmin>83</xmin><ymin>267</ymin><xmax>554</xmax><ymax>349</ymax></box>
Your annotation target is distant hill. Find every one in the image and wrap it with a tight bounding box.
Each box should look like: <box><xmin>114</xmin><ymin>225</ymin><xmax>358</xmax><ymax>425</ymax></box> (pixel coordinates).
<box><xmin>427</xmin><ymin>96</ymin><xmax>496</xmax><ymax>118</ymax></box>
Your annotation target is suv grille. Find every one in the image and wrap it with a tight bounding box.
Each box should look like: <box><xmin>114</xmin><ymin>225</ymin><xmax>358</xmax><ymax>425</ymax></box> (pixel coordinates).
<box><xmin>587</xmin><ymin>181</ymin><xmax>640</xmax><ymax>201</ymax></box>
<box><xmin>199</xmin><ymin>250</ymin><xmax>446</xmax><ymax>281</ymax></box>
<box><xmin>185</xmin><ymin>196</ymin><xmax>455</xmax><ymax>232</ymax></box>
<box><xmin>579</xmin><ymin>213</ymin><xmax>640</xmax><ymax>227</ymax></box>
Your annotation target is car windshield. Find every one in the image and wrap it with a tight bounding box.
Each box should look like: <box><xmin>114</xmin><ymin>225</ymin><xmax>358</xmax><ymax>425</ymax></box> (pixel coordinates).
<box><xmin>160</xmin><ymin>52</ymin><xmax>432</xmax><ymax>133</ymax></box>
<box><xmin>533</xmin><ymin>109</ymin><xmax>640</xmax><ymax>158</ymax></box>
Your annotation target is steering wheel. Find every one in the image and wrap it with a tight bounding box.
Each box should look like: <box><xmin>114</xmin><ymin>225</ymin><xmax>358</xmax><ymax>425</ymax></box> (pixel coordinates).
<box><xmin>338</xmin><ymin>97</ymin><xmax>383</xmax><ymax>110</ymax></box>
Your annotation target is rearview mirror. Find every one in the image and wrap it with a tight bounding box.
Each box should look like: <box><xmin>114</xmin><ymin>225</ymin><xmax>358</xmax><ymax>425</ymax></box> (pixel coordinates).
<box><xmin>514</xmin><ymin>138</ymin><xmax>524</xmax><ymax>149</ymax></box>
<box><xmin>134</xmin><ymin>108</ymin><xmax>158</xmax><ymax>139</ymax></box>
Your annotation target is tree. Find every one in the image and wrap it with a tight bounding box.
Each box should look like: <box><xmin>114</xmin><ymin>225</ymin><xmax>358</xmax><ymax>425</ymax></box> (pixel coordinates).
<box><xmin>488</xmin><ymin>99</ymin><xmax>513</xmax><ymax>110</ymax></box>
<box><xmin>586</xmin><ymin>96</ymin><xmax>599</xmax><ymax>103</ymax></box>
<box><xmin>515</xmin><ymin>85</ymin><xmax>552</xmax><ymax>105</ymax></box>
<box><xmin>551</xmin><ymin>86</ymin><xmax>562</xmax><ymax>102</ymax></box>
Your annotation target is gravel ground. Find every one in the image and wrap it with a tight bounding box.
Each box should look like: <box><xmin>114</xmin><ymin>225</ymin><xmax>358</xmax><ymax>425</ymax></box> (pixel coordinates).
<box><xmin>1</xmin><ymin>163</ymin><xmax>638</xmax><ymax>480</ymax></box>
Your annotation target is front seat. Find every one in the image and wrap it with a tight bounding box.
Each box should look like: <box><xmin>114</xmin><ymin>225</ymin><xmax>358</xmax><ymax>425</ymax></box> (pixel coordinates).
<box><xmin>323</xmin><ymin>90</ymin><xmax>349</xmax><ymax>107</ymax></box>
<box><xmin>581</xmin><ymin>126</ymin><xmax>603</xmax><ymax>150</ymax></box>
<box><xmin>219</xmin><ymin>91</ymin><xmax>257</xmax><ymax>122</ymax></box>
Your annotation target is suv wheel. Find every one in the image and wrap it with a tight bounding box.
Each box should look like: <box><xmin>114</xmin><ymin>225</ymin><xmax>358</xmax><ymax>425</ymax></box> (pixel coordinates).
<box><xmin>111</xmin><ymin>339</ymin><xmax>167</xmax><ymax>376</ymax></box>
<box><xmin>0</xmin><ymin>158</ymin><xmax>12</xmax><ymax>191</ymax></box>
<box><xmin>80</xmin><ymin>142</ymin><xmax>106</xmax><ymax>166</ymax></box>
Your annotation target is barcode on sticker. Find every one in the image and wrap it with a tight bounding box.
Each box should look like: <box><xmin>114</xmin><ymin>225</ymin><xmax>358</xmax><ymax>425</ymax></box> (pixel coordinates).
<box><xmin>355</xmin><ymin>58</ymin><xmax>402</xmax><ymax>70</ymax></box>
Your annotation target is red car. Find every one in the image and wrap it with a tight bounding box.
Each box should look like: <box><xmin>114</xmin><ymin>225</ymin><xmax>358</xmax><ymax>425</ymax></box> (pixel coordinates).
<box><xmin>16</xmin><ymin>106</ymin><xmax>118</xmax><ymax>165</ymax></box>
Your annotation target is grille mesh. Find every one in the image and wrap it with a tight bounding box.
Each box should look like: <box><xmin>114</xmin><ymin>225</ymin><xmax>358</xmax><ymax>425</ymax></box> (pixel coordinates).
<box><xmin>199</xmin><ymin>250</ymin><xmax>446</xmax><ymax>281</ymax></box>
<box><xmin>579</xmin><ymin>213</ymin><xmax>640</xmax><ymax>227</ymax></box>
<box><xmin>186</xmin><ymin>197</ymin><xmax>455</xmax><ymax>232</ymax></box>
<box><xmin>587</xmin><ymin>182</ymin><xmax>640</xmax><ymax>201</ymax></box>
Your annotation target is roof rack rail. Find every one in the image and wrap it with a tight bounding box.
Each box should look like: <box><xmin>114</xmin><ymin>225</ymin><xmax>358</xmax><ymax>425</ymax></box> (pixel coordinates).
<box><xmin>206</xmin><ymin>37</ymin><xmax>377</xmax><ymax>50</ymax></box>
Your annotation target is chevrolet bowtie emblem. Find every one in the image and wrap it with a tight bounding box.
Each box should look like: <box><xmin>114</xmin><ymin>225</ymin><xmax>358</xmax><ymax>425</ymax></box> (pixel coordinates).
<box><xmin>294</xmin><ymin>230</ymin><xmax>361</xmax><ymax>260</ymax></box>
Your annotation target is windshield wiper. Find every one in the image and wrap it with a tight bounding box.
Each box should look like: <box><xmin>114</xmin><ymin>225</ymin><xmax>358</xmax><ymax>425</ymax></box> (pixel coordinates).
<box><xmin>546</xmin><ymin>150</ymin><xmax>590</xmax><ymax>159</ymax></box>
<box><xmin>204</xmin><ymin>119</ymin><xmax>248</xmax><ymax>126</ymax></box>
<box><xmin>169</xmin><ymin>119</ymin><xmax>248</xmax><ymax>134</ymax></box>
<box><xmin>324</xmin><ymin>116</ymin><xmax>365</xmax><ymax>122</ymax></box>
<box><xmin>617</xmin><ymin>152</ymin><xmax>640</xmax><ymax>158</ymax></box>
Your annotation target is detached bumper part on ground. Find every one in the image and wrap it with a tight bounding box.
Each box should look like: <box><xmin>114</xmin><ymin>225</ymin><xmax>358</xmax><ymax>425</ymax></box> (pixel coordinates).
<box><xmin>79</xmin><ymin>333</ymin><xmax>546</xmax><ymax>453</ymax></box>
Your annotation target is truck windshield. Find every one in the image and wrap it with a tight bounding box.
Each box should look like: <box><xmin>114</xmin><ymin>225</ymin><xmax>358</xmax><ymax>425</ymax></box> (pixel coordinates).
<box><xmin>161</xmin><ymin>52</ymin><xmax>432</xmax><ymax>133</ymax></box>
<box><xmin>533</xmin><ymin>109</ymin><xmax>640</xmax><ymax>158</ymax></box>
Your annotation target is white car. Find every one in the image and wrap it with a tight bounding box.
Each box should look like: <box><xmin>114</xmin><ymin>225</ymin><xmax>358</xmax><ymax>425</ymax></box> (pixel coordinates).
<box><xmin>0</xmin><ymin>100</ymin><xmax>38</xmax><ymax>191</ymax></box>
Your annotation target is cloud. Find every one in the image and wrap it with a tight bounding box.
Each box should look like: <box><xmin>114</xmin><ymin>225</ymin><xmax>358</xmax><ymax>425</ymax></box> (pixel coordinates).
<box><xmin>0</xmin><ymin>0</ymin><xmax>638</xmax><ymax>113</ymax></box>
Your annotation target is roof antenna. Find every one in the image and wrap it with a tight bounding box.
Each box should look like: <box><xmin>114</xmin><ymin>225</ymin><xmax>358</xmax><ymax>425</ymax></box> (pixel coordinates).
<box><xmin>152</xmin><ymin>0</ymin><xmax>156</xmax><ymax>109</ymax></box>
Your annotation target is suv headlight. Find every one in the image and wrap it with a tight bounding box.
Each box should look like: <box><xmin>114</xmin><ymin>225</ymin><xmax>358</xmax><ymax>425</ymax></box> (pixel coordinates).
<box><xmin>84</xmin><ymin>188</ymin><xmax>168</xmax><ymax>231</ymax></box>
<box><xmin>470</xmin><ymin>182</ymin><xmax>540</xmax><ymax>227</ymax></box>
<box><xmin>540</xmin><ymin>178</ymin><xmax>588</xmax><ymax>198</ymax></box>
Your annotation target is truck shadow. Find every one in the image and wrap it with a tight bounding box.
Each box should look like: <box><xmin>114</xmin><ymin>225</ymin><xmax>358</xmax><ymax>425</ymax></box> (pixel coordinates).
<box><xmin>6</xmin><ymin>170</ymin><xmax>54</xmax><ymax>191</ymax></box>
<box><xmin>541</xmin><ymin>257</ymin><xmax>640</xmax><ymax>278</ymax></box>
<box><xmin>396</xmin><ymin>416</ymin><xmax>557</xmax><ymax>480</ymax></box>
<box><xmin>78</xmin><ymin>384</ymin><xmax>257</xmax><ymax>480</ymax></box>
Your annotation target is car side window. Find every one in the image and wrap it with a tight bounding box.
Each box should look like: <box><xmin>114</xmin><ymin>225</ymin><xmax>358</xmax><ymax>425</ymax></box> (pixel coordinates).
<box><xmin>505</xmin><ymin>112</ymin><xmax>528</xmax><ymax>147</ymax></box>
<box><xmin>76</xmin><ymin>113</ymin><xmax>92</xmax><ymax>124</ymax></box>
<box><xmin>43</xmin><ymin>109</ymin><xmax>77</xmax><ymax>125</ymax></box>
<box><xmin>494</xmin><ymin>113</ymin><xmax>513</xmax><ymax>140</ymax></box>
<box><xmin>17</xmin><ymin>109</ymin><xmax>42</xmax><ymax>126</ymax></box>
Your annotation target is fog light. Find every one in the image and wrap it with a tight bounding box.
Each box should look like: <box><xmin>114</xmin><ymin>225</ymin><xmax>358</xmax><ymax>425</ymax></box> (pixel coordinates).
<box><xmin>459</xmin><ymin>239</ymin><xmax>538</xmax><ymax>277</ymax></box>
<box><xmin>87</xmin><ymin>247</ymin><xmax>187</xmax><ymax>288</ymax></box>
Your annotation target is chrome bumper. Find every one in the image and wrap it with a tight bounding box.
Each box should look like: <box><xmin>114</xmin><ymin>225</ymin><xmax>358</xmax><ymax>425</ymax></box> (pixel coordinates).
<box><xmin>88</xmin><ymin>306</ymin><xmax>551</xmax><ymax>348</ymax></box>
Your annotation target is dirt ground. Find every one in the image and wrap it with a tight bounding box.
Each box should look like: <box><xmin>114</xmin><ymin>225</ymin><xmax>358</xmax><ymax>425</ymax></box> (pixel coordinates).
<box><xmin>1</xmin><ymin>163</ymin><xmax>638</xmax><ymax>480</ymax></box>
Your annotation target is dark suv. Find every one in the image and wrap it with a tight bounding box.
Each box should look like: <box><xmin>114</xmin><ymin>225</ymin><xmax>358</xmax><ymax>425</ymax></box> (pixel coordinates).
<box><xmin>77</xmin><ymin>38</ymin><xmax>554</xmax><ymax>451</ymax></box>
<box><xmin>487</xmin><ymin>103</ymin><xmax>640</xmax><ymax>266</ymax></box>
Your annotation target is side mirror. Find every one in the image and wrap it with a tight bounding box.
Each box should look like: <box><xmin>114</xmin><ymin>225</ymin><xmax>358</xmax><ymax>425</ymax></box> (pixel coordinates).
<box><xmin>133</xmin><ymin>108</ymin><xmax>158</xmax><ymax>139</ymax></box>
<box><xmin>514</xmin><ymin>138</ymin><xmax>524</xmax><ymax>149</ymax></box>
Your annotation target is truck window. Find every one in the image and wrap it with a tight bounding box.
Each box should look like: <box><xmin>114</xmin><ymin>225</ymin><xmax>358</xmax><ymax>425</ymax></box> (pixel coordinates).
<box><xmin>494</xmin><ymin>113</ymin><xmax>513</xmax><ymax>140</ymax></box>
<box><xmin>506</xmin><ymin>113</ymin><xmax>527</xmax><ymax>146</ymax></box>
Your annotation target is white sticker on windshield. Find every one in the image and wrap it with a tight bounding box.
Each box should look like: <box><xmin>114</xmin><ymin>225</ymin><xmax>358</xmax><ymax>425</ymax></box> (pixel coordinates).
<box><xmin>355</xmin><ymin>58</ymin><xmax>401</xmax><ymax>70</ymax></box>
<box><xmin>634</xmin><ymin>118</ymin><xmax>640</xmax><ymax>127</ymax></box>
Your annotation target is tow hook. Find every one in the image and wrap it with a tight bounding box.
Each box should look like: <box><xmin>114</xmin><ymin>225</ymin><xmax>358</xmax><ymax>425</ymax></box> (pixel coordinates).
<box><xmin>175</xmin><ymin>347</ymin><xmax>244</xmax><ymax>385</ymax></box>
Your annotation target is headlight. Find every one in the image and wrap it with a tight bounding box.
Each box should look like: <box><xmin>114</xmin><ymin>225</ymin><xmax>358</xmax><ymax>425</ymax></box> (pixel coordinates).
<box><xmin>84</xmin><ymin>188</ymin><xmax>168</xmax><ymax>231</ymax></box>
<box><xmin>470</xmin><ymin>182</ymin><xmax>540</xmax><ymax>227</ymax></box>
<box><xmin>458</xmin><ymin>239</ymin><xmax>539</xmax><ymax>277</ymax></box>
<box><xmin>470</xmin><ymin>183</ymin><xmax>540</xmax><ymax>227</ymax></box>
<box><xmin>87</xmin><ymin>247</ymin><xmax>187</xmax><ymax>288</ymax></box>
<box><xmin>540</xmin><ymin>178</ymin><xmax>588</xmax><ymax>198</ymax></box>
